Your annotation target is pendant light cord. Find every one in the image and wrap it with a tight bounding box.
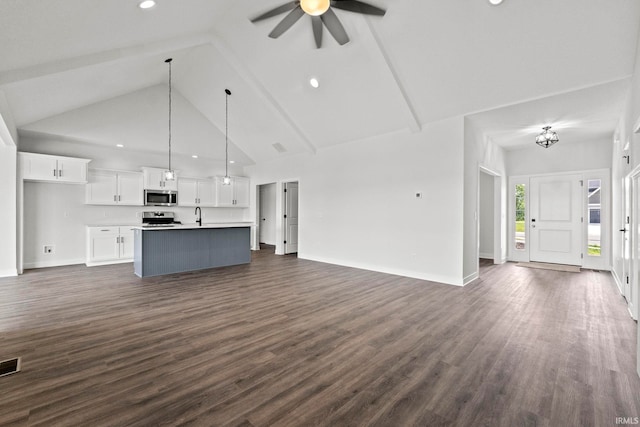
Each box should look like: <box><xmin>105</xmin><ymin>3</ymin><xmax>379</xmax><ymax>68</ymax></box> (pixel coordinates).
<box><xmin>167</xmin><ymin>59</ymin><xmax>172</xmax><ymax>172</ymax></box>
<box><xmin>225</xmin><ymin>89</ymin><xmax>231</xmax><ymax>178</ymax></box>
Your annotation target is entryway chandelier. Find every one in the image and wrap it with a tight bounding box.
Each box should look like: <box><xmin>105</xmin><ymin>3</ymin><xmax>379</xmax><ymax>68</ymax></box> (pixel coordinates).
<box><xmin>535</xmin><ymin>126</ymin><xmax>559</xmax><ymax>149</ymax></box>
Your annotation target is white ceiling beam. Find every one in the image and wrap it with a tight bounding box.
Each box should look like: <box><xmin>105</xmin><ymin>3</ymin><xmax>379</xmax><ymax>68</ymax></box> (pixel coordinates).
<box><xmin>208</xmin><ymin>33</ymin><xmax>317</xmax><ymax>155</ymax></box>
<box><xmin>364</xmin><ymin>17</ymin><xmax>421</xmax><ymax>133</ymax></box>
<box><xmin>0</xmin><ymin>33</ymin><xmax>214</xmax><ymax>86</ymax></box>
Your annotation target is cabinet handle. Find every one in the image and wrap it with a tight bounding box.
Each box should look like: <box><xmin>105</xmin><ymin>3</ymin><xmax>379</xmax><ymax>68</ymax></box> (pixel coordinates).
<box><xmin>100</xmin><ymin>229</ymin><xmax>110</xmax><ymax>232</ymax></box>
<box><xmin>118</xmin><ymin>195</ymin><xmax>121</xmax><ymax>201</ymax></box>
<box><xmin>116</xmin><ymin>236</ymin><xmax>120</xmax><ymax>244</ymax></box>
<box><xmin>114</xmin><ymin>195</ymin><xmax>117</xmax><ymax>202</ymax></box>
<box><xmin>58</xmin><ymin>169</ymin><xmax>63</xmax><ymax>177</ymax></box>
<box><xmin>53</xmin><ymin>169</ymin><xmax>57</xmax><ymax>177</ymax></box>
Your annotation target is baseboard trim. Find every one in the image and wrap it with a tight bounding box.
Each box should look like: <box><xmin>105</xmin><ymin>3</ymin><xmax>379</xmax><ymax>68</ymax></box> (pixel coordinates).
<box><xmin>299</xmin><ymin>253</ymin><xmax>463</xmax><ymax>286</ymax></box>
<box><xmin>24</xmin><ymin>258</ymin><xmax>85</xmax><ymax>269</ymax></box>
<box><xmin>463</xmin><ymin>271</ymin><xmax>479</xmax><ymax>286</ymax></box>
<box><xmin>86</xmin><ymin>259</ymin><xmax>133</xmax><ymax>267</ymax></box>
<box><xmin>611</xmin><ymin>269</ymin><xmax>625</xmax><ymax>296</ymax></box>
<box><xmin>0</xmin><ymin>268</ymin><xmax>18</xmax><ymax>277</ymax></box>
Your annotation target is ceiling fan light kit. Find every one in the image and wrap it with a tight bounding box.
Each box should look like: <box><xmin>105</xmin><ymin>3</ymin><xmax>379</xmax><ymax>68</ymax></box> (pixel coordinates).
<box><xmin>251</xmin><ymin>0</ymin><xmax>386</xmax><ymax>49</ymax></box>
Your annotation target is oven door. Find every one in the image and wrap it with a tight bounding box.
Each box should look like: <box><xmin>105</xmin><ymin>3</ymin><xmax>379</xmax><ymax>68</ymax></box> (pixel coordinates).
<box><xmin>144</xmin><ymin>190</ymin><xmax>178</xmax><ymax>206</ymax></box>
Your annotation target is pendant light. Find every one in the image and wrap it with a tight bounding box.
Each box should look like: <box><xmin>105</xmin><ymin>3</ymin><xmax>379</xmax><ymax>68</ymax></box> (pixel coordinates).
<box><xmin>164</xmin><ymin>58</ymin><xmax>176</xmax><ymax>181</ymax></box>
<box><xmin>535</xmin><ymin>126</ymin><xmax>559</xmax><ymax>149</ymax></box>
<box><xmin>223</xmin><ymin>88</ymin><xmax>232</xmax><ymax>185</ymax></box>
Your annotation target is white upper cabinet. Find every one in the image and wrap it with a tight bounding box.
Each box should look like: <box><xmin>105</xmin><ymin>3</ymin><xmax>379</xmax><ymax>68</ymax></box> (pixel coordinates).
<box><xmin>178</xmin><ymin>177</ymin><xmax>216</xmax><ymax>207</ymax></box>
<box><xmin>142</xmin><ymin>167</ymin><xmax>178</xmax><ymax>191</ymax></box>
<box><xmin>86</xmin><ymin>169</ymin><xmax>143</xmax><ymax>205</ymax></box>
<box><xmin>20</xmin><ymin>152</ymin><xmax>90</xmax><ymax>184</ymax></box>
<box><xmin>215</xmin><ymin>176</ymin><xmax>249</xmax><ymax>207</ymax></box>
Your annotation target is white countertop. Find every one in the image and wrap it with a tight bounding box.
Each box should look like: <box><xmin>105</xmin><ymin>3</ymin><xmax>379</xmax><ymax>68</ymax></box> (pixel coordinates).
<box><xmin>132</xmin><ymin>222</ymin><xmax>254</xmax><ymax>231</ymax></box>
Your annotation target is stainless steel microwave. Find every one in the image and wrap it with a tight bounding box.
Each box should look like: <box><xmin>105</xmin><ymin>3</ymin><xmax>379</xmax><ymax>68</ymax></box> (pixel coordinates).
<box><xmin>144</xmin><ymin>190</ymin><xmax>178</xmax><ymax>206</ymax></box>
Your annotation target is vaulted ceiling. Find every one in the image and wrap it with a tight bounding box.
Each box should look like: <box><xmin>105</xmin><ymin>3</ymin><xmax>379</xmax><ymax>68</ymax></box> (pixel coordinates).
<box><xmin>0</xmin><ymin>0</ymin><xmax>638</xmax><ymax>166</ymax></box>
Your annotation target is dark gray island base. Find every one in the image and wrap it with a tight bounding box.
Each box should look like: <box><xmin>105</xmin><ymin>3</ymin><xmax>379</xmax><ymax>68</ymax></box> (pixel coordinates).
<box><xmin>133</xmin><ymin>225</ymin><xmax>251</xmax><ymax>277</ymax></box>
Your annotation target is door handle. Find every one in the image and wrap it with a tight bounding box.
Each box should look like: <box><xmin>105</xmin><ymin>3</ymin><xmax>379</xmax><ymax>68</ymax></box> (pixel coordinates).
<box><xmin>620</xmin><ymin>229</ymin><xmax>627</xmax><ymax>232</ymax></box>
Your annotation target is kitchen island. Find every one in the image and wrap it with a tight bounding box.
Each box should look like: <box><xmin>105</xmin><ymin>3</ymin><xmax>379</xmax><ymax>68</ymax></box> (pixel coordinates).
<box><xmin>133</xmin><ymin>222</ymin><xmax>253</xmax><ymax>278</ymax></box>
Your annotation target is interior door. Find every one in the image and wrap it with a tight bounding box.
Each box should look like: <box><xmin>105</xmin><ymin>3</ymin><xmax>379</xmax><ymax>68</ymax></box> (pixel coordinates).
<box><xmin>530</xmin><ymin>174</ymin><xmax>583</xmax><ymax>265</ymax></box>
<box><xmin>284</xmin><ymin>182</ymin><xmax>298</xmax><ymax>254</ymax></box>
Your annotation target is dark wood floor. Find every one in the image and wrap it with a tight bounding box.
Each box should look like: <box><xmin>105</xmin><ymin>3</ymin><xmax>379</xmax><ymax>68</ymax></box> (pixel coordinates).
<box><xmin>0</xmin><ymin>251</ymin><xmax>638</xmax><ymax>426</ymax></box>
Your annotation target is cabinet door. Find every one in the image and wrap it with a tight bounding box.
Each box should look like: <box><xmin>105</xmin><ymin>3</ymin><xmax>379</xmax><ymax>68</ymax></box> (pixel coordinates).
<box><xmin>20</xmin><ymin>153</ymin><xmax>58</xmax><ymax>181</ymax></box>
<box><xmin>57</xmin><ymin>158</ymin><xmax>88</xmax><ymax>183</ymax></box>
<box><xmin>215</xmin><ymin>177</ymin><xmax>235</xmax><ymax>207</ymax></box>
<box><xmin>163</xmin><ymin>176</ymin><xmax>178</xmax><ymax>191</ymax></box>
<box><xmin>117</xmin><ymin>172</ymin><xmax>144</xmax><ymax>205</ymax></box>
<box><xmin>234</xmin><ymin>177</ymin><xmax>250</xmax><ymax>207</ymax></box>
<box><xmin>178</xmin><ymin>178</ymin><xmax>198</xmax><ymax>206</ymax></box>
<box><xmin>197</xmin><ymin>179</ymin><xmax>216</xmax><ymax>207</ymax></box>
<box><xmin>86</xmin><ymin>170</ymin><xmax>118</xmax><ymax>204</ymax></box>
<box><xmin>119</xmin><ymin>227</ymin><xmax>136</xmax><ymax>260</ymax></box>
<box><xmin>142</xmin><ymin>168</ymin><xmax>164</xmax><ymax>190</ymax></box>
<box><xmin>88</xmin><ymin>228</ymin><xmax>120</xmax><ymax>262</ymax></box>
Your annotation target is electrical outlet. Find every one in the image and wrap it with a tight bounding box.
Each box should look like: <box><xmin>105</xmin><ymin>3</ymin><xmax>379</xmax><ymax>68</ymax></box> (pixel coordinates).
<box><xmin>43</xmin><ymin>245</ymin><xmax>54</xmax><ymax>254</ymax></box>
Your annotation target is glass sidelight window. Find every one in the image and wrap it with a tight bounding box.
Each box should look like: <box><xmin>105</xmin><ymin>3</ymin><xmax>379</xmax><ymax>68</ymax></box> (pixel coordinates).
<box><xmin>587</xmin><ymin>179</ymin><xmax>601</xmax><ymax>256</ymax></box>
<box><xmin>515</xmin><ymin>183</ymin><xmax>526</xmax><ymax>250</ymax></box>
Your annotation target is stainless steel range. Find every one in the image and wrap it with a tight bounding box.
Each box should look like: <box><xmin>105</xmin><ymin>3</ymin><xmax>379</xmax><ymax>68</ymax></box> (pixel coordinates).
<box><xmin>141</xmin><ymin>211</ymin><xmax>181</xmax><ymax>227</ymax></box>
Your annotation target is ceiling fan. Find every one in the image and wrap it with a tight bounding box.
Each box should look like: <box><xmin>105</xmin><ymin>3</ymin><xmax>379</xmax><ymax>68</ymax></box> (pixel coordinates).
<box><xmin>251</xmin><ymin>0</ymin><xmax>386</xmax><ymax>48</ymax></box>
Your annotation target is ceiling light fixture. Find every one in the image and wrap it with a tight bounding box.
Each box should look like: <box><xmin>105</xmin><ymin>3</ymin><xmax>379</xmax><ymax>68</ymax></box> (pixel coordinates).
<box><xmin>164</xmin><ymin>58</ymin><xmax>176</xmax><ymax>181</ymax></box>
<box><xmin>116</xmin><ymin>144</ymin><xmax>124</xmax><ymax>148</ymax></box>
<box><xmin>535</xmin><ymin>126</ymin><xmax>559</xmax><ymax>148</ymax></box>
<box><xmin>138</xmin><ymin>0</ymin><xmax>156</xmax><ymax>9</ymax></box>
<box><xmin>300</xmin><ymin>0</ymin><xmax>330</xmax><ymax>16</ymax></box>
<box><xmin>192</xmin><ymin>155</ymin><xmax>198</xmax><ymax>159</ymax></box>
<box><xmin>488</xmin><ymin>0</ymin><xmax>503</xmax><ymax>5</ymax></box>
<box><xmin>309</xmin><ymin>77</ymin><xmax>319</xmax><ymax>88</ymax></box>
<box><xmin>223</xmin><ymin>89</ymin><xmax>232</xmax><ymax>185</ymax></box>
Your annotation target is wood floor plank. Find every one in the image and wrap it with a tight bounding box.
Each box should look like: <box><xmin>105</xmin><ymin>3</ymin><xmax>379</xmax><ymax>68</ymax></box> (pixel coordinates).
<box><xmin>0</xmin><ymin>252</ymin><xmax>639</xmax><ymax>425</ymax></box>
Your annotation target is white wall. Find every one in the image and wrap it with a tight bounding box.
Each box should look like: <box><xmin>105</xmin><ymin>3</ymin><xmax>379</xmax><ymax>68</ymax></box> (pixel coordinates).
<box><xmin>0</xmin><ymin>144</ymin><xmax>17</xmax><ymax>276</ymax></box>
<box><xmin>18</xmin><ymin>135</ymin><xmax>249</xmax><ymax>269</ymax></box>
<box><xmin>245</xmin><ymin>116</ymin><xmax>466</xmax><ymax>286</ymax></box>
<box><xmin>463</xmin><ymin>117</ymin><xmax>507</xmax><ymax>283</ymax></box>
<box><xmin>479</xmin><ymin>171</ymin><xmax>494</xmax><ymax>259</ymax></box>
<box><xmin>506</xmin><ymin>138</ymin><xmax>612</xmax><ymax>176</ymax></box>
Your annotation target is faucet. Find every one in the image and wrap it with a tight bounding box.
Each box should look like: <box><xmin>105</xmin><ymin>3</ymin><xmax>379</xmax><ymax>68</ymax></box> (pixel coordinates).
<box><xmin>195</xmin><ymin>206</ymin><xmax>202</xmax><ymax>226</ymax></box>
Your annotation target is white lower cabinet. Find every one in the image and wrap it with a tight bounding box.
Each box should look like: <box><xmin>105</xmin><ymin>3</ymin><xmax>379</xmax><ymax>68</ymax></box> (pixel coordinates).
<box><xmin>86</xmin><ymin>226</ymin><xmax>137</xmax><ymax>266</ymax></box>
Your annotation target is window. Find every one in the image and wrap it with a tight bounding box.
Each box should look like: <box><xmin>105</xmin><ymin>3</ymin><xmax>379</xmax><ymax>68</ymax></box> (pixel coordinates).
<box><xmin>515</xmin><ymin>183</ymin><xmax>526</xmax><ymax>250</ymax></box>
<box><xmin>587</xmin><ymin>179</ymin><xmax>601</xmax><ymax>256</ymax></box>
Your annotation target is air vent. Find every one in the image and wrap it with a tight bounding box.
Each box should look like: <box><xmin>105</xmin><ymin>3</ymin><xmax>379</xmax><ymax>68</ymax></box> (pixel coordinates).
<box><xmin>0</xmin><ymin>357</ymin><xmax>21</xmax><ymax>377</ymax></box>
<box><xmin>272</xmin><ymin>143</ymin><xmax>287</xmax><ymax>153</ymax></box>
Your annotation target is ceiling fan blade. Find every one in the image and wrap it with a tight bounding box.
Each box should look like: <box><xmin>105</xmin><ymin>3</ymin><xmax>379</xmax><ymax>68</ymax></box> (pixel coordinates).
<box><xmin>321</xmin><ymin>8</ymin><xmax>349</xmax><ymax>45</ymax></box>
<box><xmin>251</xmin><ymin>2</ymin><xmax>299</xmax><ymax>22</ymax></box>
<box><xmin>268</xmin><ymin>7</ymin><xmax>305</xmax><ymax>38</ymax></box>
<box><xmin>332</xmin><ymin>0</ymin><xmax>386</xmax><ymax>16</ymax></box>
<box><xmin>312</xmin><ymin>16</ymin><xmax>323</xmax><ymax>48</ymax></box>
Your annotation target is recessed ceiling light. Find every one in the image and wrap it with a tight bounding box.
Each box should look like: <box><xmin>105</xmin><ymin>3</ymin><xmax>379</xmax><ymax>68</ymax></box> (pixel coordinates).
<box><xmin>229</xmin><ymin>160</ymin><xmax>235</xmax><ymax>164</ymax></box>
<box><xmin>192</xmin><ymin>155</ymin><xmax>198</xmax><ymax>159</ymax></box>
<box><xmin>488</xmin><ymin>0</ymin><xmax>503</xmax><ymax>5</ymax></box>
<box><xmin>139</xmin><ymin>0</ymin><xmax>156</xmax><ymax>9</ymax></box>
<box><xmin>309</xmin><ymin>77</ymin><xmax>319</xmax><ymax>88</ymax></box>
<box><xmin>116</xmin><ymin>144</ymin><xmax>124</xmax><ymax>148</ymax></box>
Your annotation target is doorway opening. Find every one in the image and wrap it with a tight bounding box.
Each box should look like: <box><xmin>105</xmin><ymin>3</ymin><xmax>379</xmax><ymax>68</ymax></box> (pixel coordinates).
<box><xmin>258</xmin><ymin>183</ymin><xmax>277</xmax><ymax>251</ymax></box>
<box><xmin>477</xmin><ymin>166</ymin><xmax>504</xmax><ymax>277</ymax></box>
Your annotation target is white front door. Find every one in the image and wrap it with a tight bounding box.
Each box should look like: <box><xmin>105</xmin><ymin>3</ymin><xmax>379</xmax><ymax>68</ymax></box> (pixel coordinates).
<box><xmin>530</xmin><ymin>174</ymin><xmax>583</xmax><ymax>265</ymax></box>
<box><xmin>284</xmin><ymin>182</ymin><xmax>299</xmax><ymax>254</ymax></box>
